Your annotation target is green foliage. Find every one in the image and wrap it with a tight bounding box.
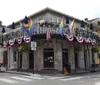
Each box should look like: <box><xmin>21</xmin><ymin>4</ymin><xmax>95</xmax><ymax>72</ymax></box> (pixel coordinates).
<box><xmin>92</xmin><ymin>46</ymin><xmax>100</xmax><ymax>53</ymax></box>
<box><xmin>74</xmin><ymin>45</ymin><xmax>82</xmax><ymax>51</ymax></box>
<box><xmin>18</xmin><ymin>43</ymin><xmax>31</xmax><ymax>52</ymax></box>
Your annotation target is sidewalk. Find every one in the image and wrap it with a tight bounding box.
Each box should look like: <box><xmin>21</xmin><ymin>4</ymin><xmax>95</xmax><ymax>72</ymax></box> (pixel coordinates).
<box><xmin>1</xmin><ymin>67</ymin><xmax>100</xmax><ymax>77</ymax></box>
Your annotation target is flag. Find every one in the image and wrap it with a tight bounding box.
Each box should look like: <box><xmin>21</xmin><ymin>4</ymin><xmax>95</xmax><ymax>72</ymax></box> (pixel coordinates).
<box><xmin>60</xmin><ymin>17</ymin><xmax>64</xmax><ymax>35</ymax></box>
<box><xmin>20</xmin><ymin>18</ymin><xmax>35</xmax><ymax>36</ymax></box>
<box><xmin>90</xmin><ymin>23</ymin><xmax>94</xmax><ymax>31</ymax></box>
<box><xmin>72</xmin><ymin>20</ymin><xmax>75</xmax><ymax>32</ymax></box>
<box><xmin>80</xmin><ymin>20</ymin><xmax>84</xmax><ymax>27</ymax></box>
<box><xmin>66</xmin><ymin>16</ymin><xmax>69</xmax><ymax>24</ymax></box>
<box><xmin>2</xmin><ymin>27</ymin><xmax>6</xmax><ymax>33</ymax></box>
<box><xmin>28</xmin><ymin>23</ymin><xmax>35</xmax><ymax>36</ymax></box>
<box><xmin>12</xmin><ymin>22</ymin><xmax>15</xmax><ymax>29</ymax></box>
<box><xmin>69</xmin><ymin>20</ymin><xmax>75</xmax><ymax>33</ymax></box>
<box><xmin>46</xmin><ymin>28</ymin><xmax>51</xmax><ymax>40</ymax></box>
<box><xmin>20</xmin><ymin>22</ymin><xmax>29</xmax><ymax>33</ymax></box>
<box><xmin>28</xmin><ymin>18</ymin><xmax>35</xmax><ymax>36</ymax></box>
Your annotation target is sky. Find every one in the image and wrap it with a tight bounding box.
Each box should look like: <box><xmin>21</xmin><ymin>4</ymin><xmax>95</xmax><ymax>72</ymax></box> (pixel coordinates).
<box><xmin>1</xmin><ymin>0</ymin><xmax>100</xmax><ymax>26</ymax></box>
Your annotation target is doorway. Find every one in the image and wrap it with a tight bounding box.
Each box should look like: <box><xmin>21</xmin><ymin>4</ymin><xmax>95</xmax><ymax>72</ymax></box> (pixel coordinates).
<box><xmin>75</xmin><ymin>52</ymin><xmax>78</xmax><ymax>68</ymax></box>
<box><xmin>3</xmin><ymin>51</ymin><xmax>8</xmax><ymax>67</ymax></box>
<box><xmin>19</xmin><ymin>53</ymin><xmax>22</xmax><ymax>69</ymax></box>
<box><xmin>44</xmin><ymin>49</ymin><xmax>54</xmax><ymax>69</ymax></box>
<box><xmin>62</xmin><ymin>49</ymin><xmax>68</xmax><ymax>68</ymax></box>
<box><xmin>29</xmin><ymin>51</ymin><xmax>34</xmax><ymax>69</ymax></box>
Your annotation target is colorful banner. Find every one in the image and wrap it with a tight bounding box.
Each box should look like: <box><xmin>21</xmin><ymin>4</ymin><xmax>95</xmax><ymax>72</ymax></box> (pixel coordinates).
<box><xmin>64</xmin><ymin>33</ymin><xmax>74</xmax><ymax>42</ymax></box>
<box><xmin>9</xmin><ymin>39</ymin><xmax>15</xmax><ymax>46</ymax></box>
<box><xmin>3</xmin><ymin>41</ymin><xmax>8</xmax><ymax>48</ymax></box>
<box><xmin>23</xmin><ymin>36</ymin><xmax>31</xmax><ymax>44</ymax></box>
<box><xmin>75</xmin><ymin>36</ymin><xmax>84</xmax><ymax>44</ymax></box>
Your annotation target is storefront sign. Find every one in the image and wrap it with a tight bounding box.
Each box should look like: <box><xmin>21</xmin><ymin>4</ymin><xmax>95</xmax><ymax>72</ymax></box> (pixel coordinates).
<box><xmin>31</xmin><ymin>41</ymin><xmax>37</xmax><ymax>50</ymax></box>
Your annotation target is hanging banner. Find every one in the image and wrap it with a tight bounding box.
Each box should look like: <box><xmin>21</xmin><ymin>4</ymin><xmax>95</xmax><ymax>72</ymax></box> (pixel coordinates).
<box><xmin>90</xmin><ymin>39</ymin><xmax>96</xmax><ymax>46</ymax></box>
<box><xmin>17</xmin><ymin>37</ymin><xmax>23</xmax><ymax>45</ymax></box>
<box><xmin>24</xmin><ymin>36</ymin><xmax>31</xmax><ymax>44</ymax></box>
<box><xmin>64</xmin><ymin>33</ymin><xmax>74</xmax><ymax>42</ymax></box>
<box><xmin>9</xmin><ymin>39</ymin><xmax>15</xmax><ymax>46</ymax></box>
<box><xmin>75</xmin><ymin>36</ymin><xmax>84</xmax><ymax>44</ymax></box>
<box><xmin>3</xmin><ymin>41</ymin><xmax>8</xmax><ymax>48</ymax></box>
<box><xmin>84</xmin><ymin>38</ymin><xmax>91</xmax><ymax>44</ymax></box>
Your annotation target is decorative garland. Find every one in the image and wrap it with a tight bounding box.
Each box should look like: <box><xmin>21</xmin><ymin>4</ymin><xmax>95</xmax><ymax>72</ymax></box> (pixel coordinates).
<box><xmin>84</xmin><ymin>38</ymin><xmax>91</xmax><ymax>44</ymax></box>
<box><xmin>3</xmin><ymin>41</ymin><xmax>8</xmax><ymax>48</ymax></box>
<box><xmin>9</xmin><ymin>39</ymin><xmax>15</xmax><ymax>46</ymax></box>
<box><xmin>64</xmin><ymin>33</ymin><xmax>74</xmax><ymax>42</ymax></box>
<box><xmin>63</xmin><ymin>33</ymin><xmax>96</xmax><ymax>46</ymax></box>
<box><xmin>23</xmin><ymin>36</ymin><xmax>31</xmax><ymax>44</ymax></box>
<box><xmin>3</xmin><ymin>34</ymin><xmax>97</xmax><ymax>48</ymax></box>
<box><xmin>3</xmin><ymin>36</ymin><xmax>31</xmax><ymax>48</ymax></box>
<box><xmin>17</xmin><ymin>36</ymin><xmax>23</xmax><ymax>45</ymax></box>
<box><xmin>75</xmin><ymin>36</ymin><xmax>84</xmax><ymax>44</ymax></box>
<box><xmin>90</xmin><ymin>39</ymin><xmax>96</xmax><ymax>46</ymax></box>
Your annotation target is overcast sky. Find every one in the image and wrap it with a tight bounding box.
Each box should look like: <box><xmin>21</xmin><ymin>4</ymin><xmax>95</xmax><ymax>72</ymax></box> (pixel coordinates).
<box><xmin>1</xmin><ymin>0</ymin><xmax>100</xmax><ymax>26</ymax></box>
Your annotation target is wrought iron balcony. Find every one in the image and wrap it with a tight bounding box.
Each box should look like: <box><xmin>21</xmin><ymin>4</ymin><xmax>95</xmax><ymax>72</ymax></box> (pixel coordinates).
<box><xmin>0</xmin><ymin>22</ymin><xmax>100</xmax><ymax>43</ymax></box>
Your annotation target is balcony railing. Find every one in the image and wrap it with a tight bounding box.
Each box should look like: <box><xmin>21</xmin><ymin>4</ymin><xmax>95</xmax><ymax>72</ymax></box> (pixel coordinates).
<box><xmin>0</xmin><ymin>23</ymin><xmax>100</xmax><ymax>44</ymax></box>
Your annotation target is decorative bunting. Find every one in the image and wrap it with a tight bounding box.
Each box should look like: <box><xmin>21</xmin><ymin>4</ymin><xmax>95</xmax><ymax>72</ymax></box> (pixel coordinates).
<box><xmin>75</xmin><ymin>36</ymin><xmax>84</xmax><ymax>44</ymax></box>
<box><xmin>64</xmin><ymin>33</ymin><xmax>74</xmax><ymax>42</ymax></box>
<box><xmin>3</xmin><ymin>41</ymin><xmax>8</xmax><ymax>48</ymax></box>
<box><xmin>17</xmin><ymin>37</ymin><xmax>23</xmax><ymax>45</ymax></box>
<box><xmin>23</xmin><ymin>36</ymin><xmax>31</xmax><ymax>44</ymax></box>
<box><xmin>84</xmin><ymin>38</ymin><xmax>91</xmax><ymax>44</ymax></box>
<box><xmin>9</xmin><ymin>39</ymin><xmax>15</xmax><ymax>46</ymax></box>
<box><xmin>90</xmin><ymin>39</ymin><xmax>96</xmax><ymax>46</ymax></box>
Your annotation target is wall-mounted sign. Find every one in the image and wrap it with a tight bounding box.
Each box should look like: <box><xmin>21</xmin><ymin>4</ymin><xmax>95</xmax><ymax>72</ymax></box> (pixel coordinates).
<box><xmin>31</xmin><ymin>41</ymin><xmax>37</xmax><ymax>50</ymax></box>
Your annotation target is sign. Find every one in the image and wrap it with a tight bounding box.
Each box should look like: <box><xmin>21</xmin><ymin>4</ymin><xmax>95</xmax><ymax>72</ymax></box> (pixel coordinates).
<box><xmin>31</xmin><ymin>41</ymin><xmax>37</xmax><ymax>50</ymax></box>
<box><xmin>31</xmin><ymin>47</ymin><xmax>36</xmax><ymax>50</ymax></box>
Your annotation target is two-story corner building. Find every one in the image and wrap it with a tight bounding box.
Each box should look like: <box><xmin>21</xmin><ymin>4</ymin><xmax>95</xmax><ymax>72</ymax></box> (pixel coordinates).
<box><xmin>2</xmin><ymin>7</ymin><xmax>99</xmax><ymax>74</ymax></box>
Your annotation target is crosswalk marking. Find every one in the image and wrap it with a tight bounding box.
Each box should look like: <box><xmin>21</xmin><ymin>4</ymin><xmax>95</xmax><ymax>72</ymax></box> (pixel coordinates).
<box><xmin>95</xmin><ymin>82</ymin><xmax>100</xmax><ymax>85</ymax></box>
<box><xmin>59</xmin><ymin>77</ymin><xmax>84</xmax><ymax>81</ymax></box>
<box><xmin>10</xmin><ymin>76</ymin><xmax>32</xmax><ymax>81</ymax></box>
<box><xmin>0</xmin><ymin>78</ymin><xmax>18</xmax><ymax>83</ymax></box>
<box><xmin>23</xmin><ymin>75</ymin><xmax>43</xmax><ymax>80</ymax></box>
<box><xmin>47</xmin><ymin>76</ymin><xmax>66</xmax><ymax>79</ymax></box>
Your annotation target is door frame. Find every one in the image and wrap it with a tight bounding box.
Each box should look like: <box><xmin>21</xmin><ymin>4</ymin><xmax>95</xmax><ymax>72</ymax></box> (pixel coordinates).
<box><xmin>62</xmin><ymin>49</ymin><xmax>68</xmax><ymax>72</ymax></box>
<box><xmin>29</xmin><ymin>50</ymin><xmax>34</xmax><ymax>69</ymax></box>
<box><xmin>43</xmin><ymin>48</ymin><xmax>54</xmax><ymax>69</ymax></box>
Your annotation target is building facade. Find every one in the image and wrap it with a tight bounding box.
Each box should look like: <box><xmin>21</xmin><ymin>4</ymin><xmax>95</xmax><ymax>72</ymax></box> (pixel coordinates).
<box><xmin>1</xmin><ymin>7</ymin><xmax>100</xmax><ymax>74</ymax></box>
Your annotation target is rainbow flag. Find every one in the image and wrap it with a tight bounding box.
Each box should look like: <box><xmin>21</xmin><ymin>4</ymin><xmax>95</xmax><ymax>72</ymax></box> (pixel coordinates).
<box><xmin>69</xmin><ymin>20</ymin><xmax>75</xmax><ymax>33</ymax></box>
<box><xmin>60</xmin><ymin>17</ymin><xmax>64</xmax><ymax>35</ymax></box>
<box><xmin>20</xmin><ymin>18</ymin><xmax>35</xmax><ymax>36</ymax></box>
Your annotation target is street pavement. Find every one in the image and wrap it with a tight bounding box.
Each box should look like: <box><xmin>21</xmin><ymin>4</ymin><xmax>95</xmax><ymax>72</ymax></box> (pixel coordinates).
<box><xmin>0</xmin><ymin>72</ymin><xmax>100</xmax><ymax>85</ymax></box>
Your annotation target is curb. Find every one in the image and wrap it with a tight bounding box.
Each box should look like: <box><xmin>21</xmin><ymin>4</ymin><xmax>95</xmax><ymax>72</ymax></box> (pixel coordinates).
<box><xmin>2</xmin><ymin>71</ymin><xmax>31</xmax><ymax>76</ymax></box>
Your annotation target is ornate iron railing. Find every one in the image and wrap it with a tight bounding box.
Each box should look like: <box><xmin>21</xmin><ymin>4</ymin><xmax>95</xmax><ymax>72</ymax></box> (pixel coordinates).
<box><xmin>0</xmin><ymin>23</ymin><xmax>100</xmax><ymax>45</ymax></box>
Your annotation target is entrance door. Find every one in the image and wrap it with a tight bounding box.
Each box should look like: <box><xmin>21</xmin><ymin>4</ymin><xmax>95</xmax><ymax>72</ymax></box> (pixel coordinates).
<box><xmin>75</xmin><ymin>52</ymin><xmax>78</xmax><ymax>68</ymax></box>
<box><xmin>62</xmin><ymin>49</ymin><xmax>68</xmax><ymax>68</ymax></box>
<box><xmin>19</xmin><ymin>53</ymin><xmax>22</xmax><ymax>69</ymax></box>
<box><xmin>3</xmin><ymin>51</ymin><xmax>8</xmax><ymax>67</ymax></box>
<box><xmin>44</xmin><ymin>49</ymin><xmax>54</xmax><ymax>69</ymax></box>
<box><xmin>29</xmin><ymin>51</ymin><xmax>34</xmax><ymax>69</ymax></box>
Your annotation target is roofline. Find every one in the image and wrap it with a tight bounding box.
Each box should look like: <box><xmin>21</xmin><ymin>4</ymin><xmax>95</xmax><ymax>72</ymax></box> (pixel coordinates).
<box><xmin>7</xmin><ymin>7</ymin><xmax>87</xmax><ymax>28</ymax></box>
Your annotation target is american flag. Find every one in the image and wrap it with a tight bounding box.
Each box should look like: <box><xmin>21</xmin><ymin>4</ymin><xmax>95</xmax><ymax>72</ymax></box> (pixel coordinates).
<box><xmin>46</xmin><ymin>27</ymin><xmax>51</xmax><ymax>40</ymax></box>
